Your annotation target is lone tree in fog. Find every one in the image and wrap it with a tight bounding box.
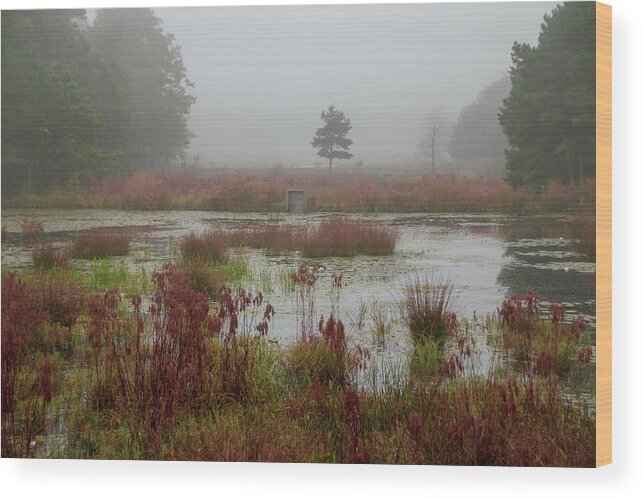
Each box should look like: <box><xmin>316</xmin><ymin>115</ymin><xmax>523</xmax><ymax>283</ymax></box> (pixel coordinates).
<box><xmin>312</xmin><ymin>105</ymin><xmax>353</xmax><ymax>173</ymax></box>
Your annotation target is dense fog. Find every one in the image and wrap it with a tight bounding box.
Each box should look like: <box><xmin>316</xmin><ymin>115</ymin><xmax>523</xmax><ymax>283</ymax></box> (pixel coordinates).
<box><xmin>123</xmin><ymin>3</ymin><xmax>555</xmax><ymax>169</ymax></box>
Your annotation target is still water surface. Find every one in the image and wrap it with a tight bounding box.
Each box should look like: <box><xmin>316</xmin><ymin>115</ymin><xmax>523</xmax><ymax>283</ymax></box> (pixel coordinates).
<box><xmin>1</xmin><ymin>210</ymin><xmax>596</xmax><ymax>397</ymax></box>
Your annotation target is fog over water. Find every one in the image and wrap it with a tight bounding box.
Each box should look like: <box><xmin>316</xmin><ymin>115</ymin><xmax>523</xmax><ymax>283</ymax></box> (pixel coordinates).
<box><xmin>93</xmin><ymin>3</ymin><xmax>556</xmax><ymax>168</ymax></box>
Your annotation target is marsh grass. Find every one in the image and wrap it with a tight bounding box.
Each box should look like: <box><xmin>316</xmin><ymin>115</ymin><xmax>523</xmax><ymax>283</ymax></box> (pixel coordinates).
<box><xmin>226</xmin><ymin>224</ymin><xmax>303</xmax><ymax>255</ymax></box>
<box><xmin>20</xmin><ymin>217</ymin><xmax>44</xmax><ymax>243</ymax></box>
<box><xmin>401</xmin><ymin>274</ymin><xmax>456</xmax><ymax>346</ymax></box>
<box><xmin>32</xmin><ymin>244</ymin><xmax>70</xmax><ymax>270</ymax></box>
<box><xmin>302</xmin><ymin>217</ymin><xmax>398</xmax><ymax>257</ymax></box>
<box><xmin>1</xmin><ymin>261</ymin><xmax>595</xmax><ymax>465</ymax></box>
<box><xmin>71</xmin><ymin>230</ymin><xmax>131</xmax><ymax>259</ymax></box>
<box><xmin>225</xmin><ymin>217</ymin><xmax>397</xmax><ymax>257</ymax></box>
<box><xmin>180</xmin><ymin>230</ymin><xmax>227</xmax><ymax>264</ymax></box>
<box><xmin>410</xmin><ymin>338</ymin><xmax>446</xmax><ymax>381</ymax></box>
<box><xmin>498</xmin><ymin>292</ymin><xmax>591</xmax><ymax>376</ymax></box>
<box><xmin>89</xmin><ymin>259</ymin><xmax>151</xmax><ymax>296</ymax></box>
<box><xmin>369</xmin><ymin>302</ymin><xmax>394</xmax><ymax>350</ymax></box>
<box><xmin>3</xmin><ymin>170</ymin><xmax>596</xmax><ymax>215</ymax></box>
<box><xmin>179</xmin><ymin>260</ymin><xmax>225</xmax><ymax>298</ymax></box>
<box><xmin>220</xmin><ymin>258</ymin><xmax>250</xmax><ymax>286</ymax></box>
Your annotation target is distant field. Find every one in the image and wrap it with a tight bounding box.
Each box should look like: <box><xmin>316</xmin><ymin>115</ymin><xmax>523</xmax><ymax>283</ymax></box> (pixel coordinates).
<box><xmin>1</xmin><ymin>167</ymin><xmax>596</xmax><ymax>214</ymax></box>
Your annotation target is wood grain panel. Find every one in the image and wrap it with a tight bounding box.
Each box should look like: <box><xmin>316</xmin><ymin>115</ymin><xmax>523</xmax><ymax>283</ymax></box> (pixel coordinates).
<box><xmin>596</xmin><ymin>1</ymin><xmax>612</xmax><ymax>468</ymax></box>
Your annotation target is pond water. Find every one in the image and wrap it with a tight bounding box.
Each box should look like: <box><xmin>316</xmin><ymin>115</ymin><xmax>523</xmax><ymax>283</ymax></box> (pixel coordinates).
<box><xmin>1</xmin><ymin>210</ymin><xmax>596</xmax><ymax>398</ymax></box>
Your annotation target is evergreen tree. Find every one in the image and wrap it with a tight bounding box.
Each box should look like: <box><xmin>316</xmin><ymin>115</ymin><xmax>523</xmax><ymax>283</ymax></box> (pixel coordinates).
<box><xmin>498</xmin><ymin>2</ymin><xmax>596</xmax><ymax>187</ymax></box>
<box><xmin>89</xmin><ymin>8</ymin><xmax>195</xmax><ymax>167</ymax></box>
<box><xmin>1</xmin><ymin>10</ymin><xmax>103</xmax><ymax>194</ymax></box>
<box><xmin>311</xmin><ymin>105</ymin><xmax>353</xmax><ymax>173</ymax></box>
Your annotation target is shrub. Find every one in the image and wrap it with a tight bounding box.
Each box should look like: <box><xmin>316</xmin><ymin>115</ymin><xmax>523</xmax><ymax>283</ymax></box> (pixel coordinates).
<box><xmin>180</xmin><ymin>230</ymin><xmax>227</xmax><ymax>263</ymax></box>
<box><xmin>71</xmin><ymin>230</ymin><xmax>130</xmax><ymax>259</ymax></box>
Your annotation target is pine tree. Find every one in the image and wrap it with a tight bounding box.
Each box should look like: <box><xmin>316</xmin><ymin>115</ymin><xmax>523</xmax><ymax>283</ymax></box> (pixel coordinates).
<box><xmin>498</xmin><ymin>2</ymin><xmax>596</xmax><ymax>187</ymax></box>
<box><xmin>311</xmin><ymin>105</ymin><xmax>353</xmax><ymax>173</ymax></box>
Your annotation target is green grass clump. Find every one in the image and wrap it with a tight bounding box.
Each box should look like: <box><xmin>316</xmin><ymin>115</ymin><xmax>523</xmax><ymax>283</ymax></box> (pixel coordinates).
<box><xmin>88</xmin><ymin>259</ymin><xmax>150</xmax><ymax>296</ymax></box>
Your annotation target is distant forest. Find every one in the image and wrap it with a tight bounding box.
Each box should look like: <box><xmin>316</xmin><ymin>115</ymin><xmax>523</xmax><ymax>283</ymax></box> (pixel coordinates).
<box><xmin>1</xmin><ymin>8</ymin><xmax>195</xmax><ymax>195</ymax></box>
<box><xmin>1</xmin><ymin>2</ymin><xmax>596</xmax><ymax>196</ymax></box>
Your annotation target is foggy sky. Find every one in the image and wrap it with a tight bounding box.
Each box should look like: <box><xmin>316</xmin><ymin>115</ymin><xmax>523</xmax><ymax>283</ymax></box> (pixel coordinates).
<box><xmin>110</xmin><ymin>3</ymin><xmax>556</xmax><ymax>167</ymax></box>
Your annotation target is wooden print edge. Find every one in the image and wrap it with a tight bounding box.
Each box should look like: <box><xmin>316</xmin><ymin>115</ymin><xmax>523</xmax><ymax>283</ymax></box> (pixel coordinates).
<box><xmin>595</xmin><ymin>0</ymin><xmax>612</xmax><ymax>468</ymax></box>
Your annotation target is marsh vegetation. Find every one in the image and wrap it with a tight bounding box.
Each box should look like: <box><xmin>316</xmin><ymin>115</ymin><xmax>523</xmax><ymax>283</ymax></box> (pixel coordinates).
<box><xmin>1</xmin><ymin>212</ymin><xmax>596</xmax><ymax>464</ymax></box>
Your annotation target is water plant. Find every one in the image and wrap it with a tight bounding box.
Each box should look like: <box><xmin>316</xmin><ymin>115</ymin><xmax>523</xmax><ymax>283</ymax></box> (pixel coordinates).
<box><xmin>0</xmin><ymin>259</ymin><xmax>596</xmax><ymax>465</ymax></box>
<box><xmin>179</xmin><ymin>259</ymin><xmax>225</xmax><ymax>298</ymax></box>
<box><xmin>71</xmin><ymin>230</ymin><xmax>131</xmax><ymax>259</ymax></box>
<box><xmin>292</xmin><ymin>264</ymin><xmax>319</xmax><ymax>340</ymax></box>
<box><xmin>226</xmin><ymin>224</ymin><xmax>303</xmax><ymax>254</ymax></box>
<box><xmin>20</xmin><ymin>217</ymin><xmax>45</xmax><ymax>243</ymax></box>
<box><xmin>32</xmin><ymin>244</ymin><xmax>70</xmax><ymax>270</ymax></box>
<box><xmin>26</xmin><ymin>271</ymin><xmax>85</xmax><ymax>329</ymax></box>
<box><xmin>369</xmin><ymin>302</ymin><xmax>394</xmax><ymax>350</ymax></box>
<box><xmin>349</xmin><ymin>299</ymin><xmax>368</xmax><ymax>330</ymax></box>
<box><xmin>497</xmin><ymin>291</ymin><xmax>591</xmax><ymax>375</ymax></box>
<box><xmin>401</xmin><ymin>274</ymin><xmax>457</xmax><ymax>346</ymax></box>
<box><xmin>277</xmin><ymin>267</ymin><xmax>296</xmax><ymax>294</ymax></box>
<box><xmin>285</xmin><ymin>314</ymin><xmax>356</xmax><ymax>390</ymax></box>
<box><xmin>302</xmin><ymin>217</ymin><xmax>398</xmax><ymax>257</ymax></box>
<box><xmin>1</xmin><ymin>272</ymin><xmax>48</xmax><ymax>457</ymax></box>
<box><xmin>87</xmin><ymin>259</ymin><xmax>151</xmax><ymax>296</ymax></box>
<box><xmin>219</xmin><ymin>258</ymin><xmax>250</xmax><ymax>286</ymax></box>
<box><xmin>180</xmin><ymin>229</ymin><xmax>227</xmax><ymax>264</ymax></box>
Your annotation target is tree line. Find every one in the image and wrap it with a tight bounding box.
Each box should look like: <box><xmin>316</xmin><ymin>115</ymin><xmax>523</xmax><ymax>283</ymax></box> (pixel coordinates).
<box><xmin>2</xmin><ymin>3</ymin><xmax>596</xmax><ymax>196</ymax></box>
<box><xmin>423</xmin><ymin>2</ymin><xmax>596</xmax><ymax>189</ymax></box>
<box><xmin>1</xmin><ymin>8</ymin><xmax>195</xmax><ymax>195</ymax></box>
<box><xmin>498</xmin><ymin>1</ymin><xmax>596</xmax><ymax>187</ymax></box>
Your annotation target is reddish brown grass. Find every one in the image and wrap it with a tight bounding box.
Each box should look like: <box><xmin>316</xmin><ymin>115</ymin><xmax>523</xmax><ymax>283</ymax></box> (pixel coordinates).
<box><xmin>1</xmin><ymin>273</ymin><xmax>48</xmax><ymax>456</ymax></box>
<box><xmin>180</xmin><ymin>230</ymin><xmax>227</xmax><ymax>263</ymax></box>
<box><xmin>226</xmin><ymin>224</ymin><xmax>303</xmax><ymax>254</ymax></box>
<box><xmin>5</xmin><ymin>168</ymin><xmax>596</xmax><ymax>214</ymax></box>
<box><xmin>226</xmin><ymin>217</ymin><xmax>397</xmax><ymax>257</ymax></box>
<box><xmin>71</xmin><ymin>230</ymin><xmax>131</xmax><ymax>259</ymax></box>
<box><xmin>302</xmin><ymin>217</ymin><xmax>398</xmax><ymax>257</ymax></box>
<box><xmin>32</xmin><ymin>244</ymin><xmax>70</xmax><ymax>270</ymax></box>
<box><xmin>19</xmin><ymin>217</ymin><xmax>45</xmax><ymax>244</ymax></box>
